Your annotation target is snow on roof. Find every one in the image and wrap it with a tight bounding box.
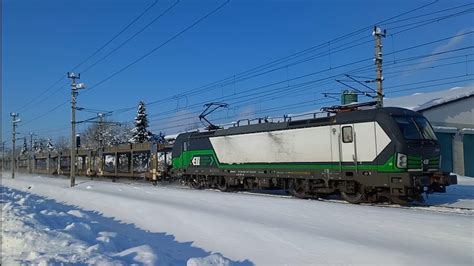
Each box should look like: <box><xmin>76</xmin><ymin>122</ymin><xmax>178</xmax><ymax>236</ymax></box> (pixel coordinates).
<box><xmin>461</xmin><ymin>128</ymin><xmax>474</xmax><ymax>134</ymax></box>
<box><xmin>432</xmin><ymin>126</ymin><xmax>458</xmax><ymax>133</ymax></box>
<box><xmin>384</xmin><ymin>86</ymin><xmax>474</xmax><ymax>111</ymax></box>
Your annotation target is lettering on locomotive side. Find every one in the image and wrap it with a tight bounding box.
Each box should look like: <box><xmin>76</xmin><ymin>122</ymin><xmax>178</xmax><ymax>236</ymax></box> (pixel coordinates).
<box><xmin>191</xmin><ymin>157</ymin><xmax>201</xmax><ymax>166</ymax></box>
<box><xmin>190</xmin><ymin>155</ymin><xmax>216</xmax><ymax>166</ymax></box>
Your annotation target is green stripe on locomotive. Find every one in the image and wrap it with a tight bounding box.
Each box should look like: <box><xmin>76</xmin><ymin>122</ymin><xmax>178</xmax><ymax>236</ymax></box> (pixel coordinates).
<box><xmin>172</xmin><ymin>149</ymin><xmax>407</xmax><ymax>173</ymax></box>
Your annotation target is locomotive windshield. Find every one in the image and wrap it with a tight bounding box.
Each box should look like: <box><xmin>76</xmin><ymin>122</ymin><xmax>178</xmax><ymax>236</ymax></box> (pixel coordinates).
<box><xmin>394</xmin><ymin>116</ymin><xmax>437</xmax><ymax>140</ymax></box>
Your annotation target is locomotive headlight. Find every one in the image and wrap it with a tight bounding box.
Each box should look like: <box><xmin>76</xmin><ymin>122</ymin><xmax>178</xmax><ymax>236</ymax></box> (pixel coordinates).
<box><xmin>397</xmin><ymin>153</ymin><xmax>407</xmax><ymax>168</ymax></box>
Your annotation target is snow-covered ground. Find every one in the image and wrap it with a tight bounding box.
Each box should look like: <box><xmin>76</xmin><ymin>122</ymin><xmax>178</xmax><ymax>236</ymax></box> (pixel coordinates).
<box><xmin>1</xmin><ymin>174</ymin><xmax>473</xmax><ymax>265</ymax></box>
<box><xmin>1</xmin><ymin>186</ymin><xmax>235</xmax><ymax>265</ymax></box>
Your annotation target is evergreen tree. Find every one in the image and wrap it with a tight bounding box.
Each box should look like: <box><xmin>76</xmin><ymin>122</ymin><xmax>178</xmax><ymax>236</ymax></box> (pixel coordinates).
<box><xmin>39</xmin><ymin>141</ymin><xmax>45</xmax><ymax>152</ymax></box>
<box><xmin>34</xmin><ymin>138</ymin><xmax>45</xmax><ymax>153</ymax></box>
<box><xmin>33</xmin><ymin>139</ymin><xmax>39</xmax><ymax>153</ymax></box>
<box><xmin>129</xmin><ymin>100</ymin><xmax>152</xmax><ymax>143</ymax></box>
<box><xmin>46</xmin><ymin>138</ymin><xmax>55</xmax><ymax>151</ymax></box>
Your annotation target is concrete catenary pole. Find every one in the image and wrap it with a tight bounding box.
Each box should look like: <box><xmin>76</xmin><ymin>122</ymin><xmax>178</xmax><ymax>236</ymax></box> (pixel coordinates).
<box><xmin>373</xmin><ymin>26</ymin><xmax>386</xmax><ymax>108</ymax></box>
<box><xmin>98</xmin><ymin>112</ymin><xmax>104</xmax><ymax>150</ymax></box>
<box><xmin>67</xmin><ymin>72</ymin><xmax>85</xmax><ymax>187</ymax></box>
<box><xmin>29</xmin><ymin>132</ymin><xmax>36</xmax><ymax>173</ymax></box>
<box><xmin>1</xmin><ymin>141</ymin><xmax>5</xmax><ymax>175</ymax></box>
<box><xmin>10</xmin><ymin>112</ymin><xmax>20</xmax><ymax>179</ymax></box>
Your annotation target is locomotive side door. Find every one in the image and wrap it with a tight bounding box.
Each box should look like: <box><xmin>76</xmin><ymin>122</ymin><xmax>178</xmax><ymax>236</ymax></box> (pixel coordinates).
<box><xmin>340</xmin><ymin>124</ymin><xmax>356</xmax><ymax>164</ymax></box>
<box><xmin>330</xmin><ymin>125</ymin><xmax>341</xmax><ymax>163</ymax></box>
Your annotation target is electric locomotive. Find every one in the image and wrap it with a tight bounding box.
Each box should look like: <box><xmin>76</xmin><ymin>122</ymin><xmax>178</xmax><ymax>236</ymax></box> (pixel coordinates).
<box><xmin>171</xmin><ymin>107</ymin><xmax>457</xmax><ymax>204</ymax></box>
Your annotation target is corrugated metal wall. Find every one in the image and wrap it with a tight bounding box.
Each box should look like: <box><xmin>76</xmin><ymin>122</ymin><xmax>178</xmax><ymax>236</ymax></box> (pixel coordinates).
<box><xmin>463</xmin><ymin>133</ymin><xmax>474</xmax><ymax>177</ymax></box>
<box><xmin>435</xmin><ymin>132</ymin><xmax>454</xmax><ymax>173</ymax></box>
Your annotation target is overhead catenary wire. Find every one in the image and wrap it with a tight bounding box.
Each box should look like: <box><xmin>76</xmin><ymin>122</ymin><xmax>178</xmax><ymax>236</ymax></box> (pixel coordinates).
<box><xmin>19</xmin><ymin>1</ymin><xmax>474</xmax><ymax>137</ymax></box>
<box><xmin>15</xmin><ymin>0</ymin><xmax>161</xmax><ymax>114</ymax></box>
<box><xmin>140</xmin><ymin>40</ymin><xmax>474</xmax><ymax>122</ymax></box>
<box><xmin>16</xmin><ymin>76</ymin><xmax>66</xmax><ymax>113</ymax></box>
<box><xmin>19</xmin><ymin>74</ymin><xmax>474</xmax><ymax>139</ymax></box>
<box><xmin>19</xmin><ymin>0</ymin><xmax>230</xmax><ymax>127</ymax></box>
<box><xmin>141</xmin><ymin>62</ymin><xmax>473</xmax><ymax>128</ymax></box>
<box><xmin>387</xmin><ymin>8</ymin><xmax>474</xmax><ymax>36</ymax></box>
<box><xmin>85</xmin><ymin>0</ymin><xmax>231</xmax><ymax>91</ymax></box>
<box><xmin>21</xmin><ymin>2</ymin><xmax>470</xmax><ymax>123</ymax></box>
<box><xmin>388</xmin><ymin>76</ymin><xmax>474</xmax><ymax>94</ymax></box>
<box><xmin>80</xmin><ymin>0</ymin><xmax>180</xmax><ymax>75</ymax></box>
<box><xmin>105</xmin><ymin>7</ymin><xmax>474</xmax><ymax>120</ymax></box>
<box><xmin>73</xmin><ymin>0</ymin><xmax>160</xmax><ymax>71</ymax></box>
<box><xmin>98</xmin><ymin>1</ymin><xmax>456</xmax><ymax>115</ymax></box>
<box><xmin>16</xmin><ymin>39</ymin><xmax>474</xmax><ymax>132</ymax></box>
<box><xmin>149</xmin><ymin>76</ymin><xmax>474</xmax><ymax>134</ymax></box>
<box><xmin>27</xmin><ymin>54</ymin><xmax>472</xmax><ymax>137</ymax></box>
<box><xmin>27</xmin><ymin>43</ymin><xmax>471</xmax><ymax>134</ymax></box>
<box><xmin>144</xmin><ymin>51</ymin><xmax>474</xmax><ymax>126</ymax></box>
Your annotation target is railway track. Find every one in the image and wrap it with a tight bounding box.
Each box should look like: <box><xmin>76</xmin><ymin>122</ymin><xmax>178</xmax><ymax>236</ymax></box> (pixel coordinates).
<box><xmin>240</xmin><ymin>191</ymin><xmax>474</xmax><ymax>216</ymax></box>
<box><xmin>156</xmin><ymin>182</ymin><xmax>474</xmax><ymax>216</ymax></box>
<box><xmin>17</xmin><ymin>174</ymin><xmax>474</xmax><ymax>216</ymax></box>
<box><xmin>237</xmin><ymin>192</ymin><xmax>474</xmax><ymax>216</ymax></box>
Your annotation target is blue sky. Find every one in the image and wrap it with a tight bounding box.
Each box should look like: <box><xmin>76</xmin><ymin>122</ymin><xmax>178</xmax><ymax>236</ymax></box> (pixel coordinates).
<box><xmin>2</xmin><ymin>0</ymin><xmax>473</xmax><ymax>143</ymax></box>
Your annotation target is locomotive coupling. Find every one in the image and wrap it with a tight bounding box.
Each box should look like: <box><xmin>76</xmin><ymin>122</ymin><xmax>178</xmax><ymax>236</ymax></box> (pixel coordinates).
<box><xmin>431</xmin><ymin>172</ymin><xmax>458</xmax><ymax>185</ymax></box>
<box><xmin>426</xmin><ymin>172</ymin><xmax>457</xmax><ymax>193</ymax></box>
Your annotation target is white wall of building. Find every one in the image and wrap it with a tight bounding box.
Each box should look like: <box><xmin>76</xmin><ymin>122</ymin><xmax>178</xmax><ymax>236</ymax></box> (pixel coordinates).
<box><xmin>422</xmin><ymin>97</ymin><xmax>474</xmax><ymax>128</ymax></box>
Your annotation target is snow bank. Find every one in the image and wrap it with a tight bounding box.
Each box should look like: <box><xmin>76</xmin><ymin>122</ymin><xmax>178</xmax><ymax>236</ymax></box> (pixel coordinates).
<box><xmin>1</xmin><ymin>188</ymin><xmax>123</xmax><ymax>265</ymax></box>
<box><xmin>0</xmin><ymin>185</ymin><xmax>239</xmax><ymax>265</ymax></box>
<box><xmin>1</xmin><ymin>174</ymin><xmax>473</xmax><ymax>265</ymax></box>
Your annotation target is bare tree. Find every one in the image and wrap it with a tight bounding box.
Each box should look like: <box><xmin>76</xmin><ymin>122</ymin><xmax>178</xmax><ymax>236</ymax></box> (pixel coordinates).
<box><xmin>80</xmin><ymin>121</ymin><xmax>133</xmax><ymax>149</ymax></box>
<box><xmin>55</xmin><ymin>136</ymin><xmax>70</xmax><ymax>151</ymax></box>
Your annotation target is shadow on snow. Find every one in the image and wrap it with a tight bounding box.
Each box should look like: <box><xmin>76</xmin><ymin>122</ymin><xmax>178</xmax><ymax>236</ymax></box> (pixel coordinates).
<box><xmin>0</xmin><ymin>186</ymin><xmax>254</xmax><ymax>266</ymax></box>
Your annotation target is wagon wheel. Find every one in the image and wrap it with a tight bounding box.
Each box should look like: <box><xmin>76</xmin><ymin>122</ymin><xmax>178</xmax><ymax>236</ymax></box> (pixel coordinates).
<box><xmin>217</xmin><ymin>177</ymin><xmax>228</xmax><ymax>192</ymax></box>
<box><xmin>289</xmin><ymin>180</ymin><xmax>308</xmax><ymax>199</ymax></box>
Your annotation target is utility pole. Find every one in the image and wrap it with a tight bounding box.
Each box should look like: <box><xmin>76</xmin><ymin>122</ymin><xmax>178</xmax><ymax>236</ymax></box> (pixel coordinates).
<box><xmin>10</xmin><ymin>112</ymin><xmax>20</xmax><ymax>179</ymax></box>
<box><xmin>29</xmin><ymin>132</ymin><xmax>36</xmax><ymax>173</ymax></box>
<box><xmin>98</xmin><ymin>113</ymin><xmax>104</xmax><ymax>150</ymax></box>
<box><xmin>67</xmin><ymin>72</ymin><xmax>86</xmax><ymax>187</ymax></box>
<box><xmin>373</xmin><ymin>26</ymin><xmax>386</xmax><ymax>108</ymax></box>
<box><xmin>1</xmin><ymin>141</ymin><xmax>5</xmax><ymax>175</ymax></box>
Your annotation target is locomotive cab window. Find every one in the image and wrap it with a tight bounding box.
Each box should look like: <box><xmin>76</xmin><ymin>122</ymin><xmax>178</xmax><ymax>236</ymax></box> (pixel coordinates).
<box><xmin>342</xmin><ymin>126</ymin><xmax>353</xmax><ymax>143</ymax></box>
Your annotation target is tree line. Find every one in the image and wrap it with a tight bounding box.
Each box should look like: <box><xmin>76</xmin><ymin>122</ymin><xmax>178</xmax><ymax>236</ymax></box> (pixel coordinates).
<box><xmin>20</xmin><ymin>100</ymin><xmax>164</xmax><ymax>155</ymax></box>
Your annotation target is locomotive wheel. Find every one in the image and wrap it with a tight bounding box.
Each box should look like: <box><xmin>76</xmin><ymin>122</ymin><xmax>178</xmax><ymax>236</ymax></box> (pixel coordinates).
<box><xmin>217</xmin><ymin>177</ymin><xmax>228</xmax><ymax>192</ymax></box>
<box><xmin>190</xmin><ymin>181</ymin><xmax>202</xmax><ymax>189</ymax></box>
<box><xmin>290</xmin><ymin>180</ymin><xmax>308</xmax><ymax>199</ymax></box>
<box><xmin>340</xmin><ymin>191</ymin><xmax>365</xmax><ymax>204</ymax></box>
<box><xmin>190</xmin><ymin>177</ymin><xmax>203</xmax><ymax>189</ymax></box>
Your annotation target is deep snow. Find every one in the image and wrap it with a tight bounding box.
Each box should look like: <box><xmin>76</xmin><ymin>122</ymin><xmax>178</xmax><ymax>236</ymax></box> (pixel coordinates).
<box><xmin>1</xmin><ymin>186</ymin><xmax>238</xmax><ymax>265</ymax></box>
<box><xmin>1</xmin><ymin>174</ymin><xmax>473</xmax><ymax>265</ymax></box>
